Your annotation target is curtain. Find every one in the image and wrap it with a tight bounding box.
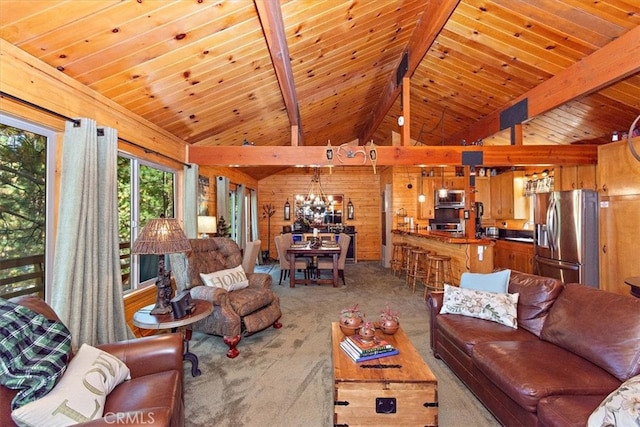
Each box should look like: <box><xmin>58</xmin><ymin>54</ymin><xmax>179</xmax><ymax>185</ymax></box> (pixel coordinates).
<box><xmin>183</xmin><ymin>163</ymin><xmax>199</xmax><ymax>238</ymax></box>
<box><xmin>51</xmin><ymin>119</ymin><xmax>131</xmax><ymax>350</ymax></box>
<box><xmin>250</xmin><ymin>188</ymin><xmax>259</xmax><ymax>239</ymax></box>
<box><xmin>216</xmin><ymin>175</ymin><xmax>229</xmax><ymax>234</ymax></box>
<box><xmin>250</xmin><ymin>188</ymin><xmax>260</xmax><ymax>264</ymax></box>
<box><xmin>236</xmin><ymin>184</ymin><xmax>246</xmax><ymax>249</ymax></box>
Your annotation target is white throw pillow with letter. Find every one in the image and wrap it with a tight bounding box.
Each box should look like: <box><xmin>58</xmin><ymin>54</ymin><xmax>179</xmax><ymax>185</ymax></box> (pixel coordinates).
<box><xmin>12</xmin><ymin>344</ymin><xmax>130</xmax><ymax>427</ymax></box>
<box><xmin>200</xmin><ymin>265</ymin><xmax>249</xmax><ymax>291</ymax></box>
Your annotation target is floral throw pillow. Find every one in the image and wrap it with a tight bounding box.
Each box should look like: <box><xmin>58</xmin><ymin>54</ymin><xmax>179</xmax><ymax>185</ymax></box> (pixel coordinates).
<box><xmin>439</xmin><ymin>284</ymin><xmax>519</xmax><ymax>329</ymax></box>
<box><xmin>587</xmin><ymin>375</ymin><xmax>640</xmax><ymax>427</ymax></box>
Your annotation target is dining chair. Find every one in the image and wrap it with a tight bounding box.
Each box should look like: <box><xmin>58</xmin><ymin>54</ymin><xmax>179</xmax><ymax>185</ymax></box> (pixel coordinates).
<box><xmin>241</xmin><ymin>239</ymin><xmax>262</xmax><ymax>275</ymax></box>
<box><xmin>316</xmin><ymin>233</ymin><xmax>351</xmax><ymax>286</ymax></box>
<box><xmin>274</xmin><ymin>234</ymin><xmax>309</xmax><ymax>285</ymax></box>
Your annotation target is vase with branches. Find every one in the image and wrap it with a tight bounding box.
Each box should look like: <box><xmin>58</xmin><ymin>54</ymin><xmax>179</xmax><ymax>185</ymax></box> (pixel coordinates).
<box><xmin>262</xmin><ymin>203</ymin><xmax>276</xmax><ymax>261</ymax></box>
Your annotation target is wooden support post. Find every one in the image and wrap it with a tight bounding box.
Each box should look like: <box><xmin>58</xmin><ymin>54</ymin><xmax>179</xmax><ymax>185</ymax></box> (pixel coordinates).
<box><xmin>401</xmin><ymin>76</ymin><xmax>411</xmax><ymax>146</ymax></box>
<box><xmin>511</xmin><ymin>124</ymin><xmax>523</xmax><ymax>146</ymax></box>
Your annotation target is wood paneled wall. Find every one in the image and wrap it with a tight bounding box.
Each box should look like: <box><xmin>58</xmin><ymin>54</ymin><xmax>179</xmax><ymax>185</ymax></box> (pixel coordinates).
<box><xmin>123</xmin><ymin>285</ymin><xmax>158</xmax><ymax>338</ymax></box>
<box><xmin>388</xmin><ymin>167</ymin><xmax>424</xmax><ymax>228</ymax></box>
<box><xmin>258</xmin><ymin>167</ymin><xmax>381</xmax><ymax>260</ymax></box>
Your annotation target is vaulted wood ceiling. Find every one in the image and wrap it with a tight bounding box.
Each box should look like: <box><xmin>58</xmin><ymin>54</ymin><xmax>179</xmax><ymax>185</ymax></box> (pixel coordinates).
<box><xmin>1</xmin><ymin>0</ymin><xmax>639</xmax><ymax>180</ymax></box>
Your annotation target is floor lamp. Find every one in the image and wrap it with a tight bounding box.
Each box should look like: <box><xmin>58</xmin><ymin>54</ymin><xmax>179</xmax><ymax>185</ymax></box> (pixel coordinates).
<box><xmin>132</xmin><ymin>218</ymin><xmax>192</xmax><ymax>314</ymax></box>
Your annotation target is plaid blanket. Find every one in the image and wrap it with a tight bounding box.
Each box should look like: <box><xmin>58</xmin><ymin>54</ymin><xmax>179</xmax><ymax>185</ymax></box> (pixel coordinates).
<box><xmin>0</xmin><ymin>298</ymin><xmax>71</xmax><ymax>410</ymax></box>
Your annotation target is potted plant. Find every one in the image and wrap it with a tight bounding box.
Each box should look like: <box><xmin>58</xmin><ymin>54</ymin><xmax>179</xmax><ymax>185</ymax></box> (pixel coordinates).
<box><xmin>358</xmin><ymin>320</ymin><xmax>376</xmax><ymax>343</ymax></box>
<box><xmin>379</xmin><ymin>305</ymin><xmax>400</xmax><ymax>335</ymax></box>
<box><xmin>339</xmin><ymin>303</ymin><xmax>364</xmax><ymax>336</ymax></box>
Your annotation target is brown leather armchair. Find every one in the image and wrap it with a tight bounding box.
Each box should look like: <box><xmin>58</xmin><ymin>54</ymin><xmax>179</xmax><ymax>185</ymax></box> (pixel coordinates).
<box><xmin>1</xmin><ymin>295</ymin><xmax>185</xmax><ymax>427</ymax></box>
<box><xmin>169</xmin><ymin>237</ymin><xmax>282</xmax><ymax>358</ymax></box>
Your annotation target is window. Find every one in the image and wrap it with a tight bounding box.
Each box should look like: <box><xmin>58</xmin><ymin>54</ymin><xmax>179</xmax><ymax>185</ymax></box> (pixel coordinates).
<box><xmin>0</xmin><ymin>115</ymin><xmax>178</xmax><ymax>297</ymax></box>
<box><xmin>0</xmin><ymin>115</ymin><xmax>56</xmax><ymax>299</ymax></box>
<box><xmin>117</xmin><ymin>155</ymin><xmax>176</xmax><ymax>291</ymax></box>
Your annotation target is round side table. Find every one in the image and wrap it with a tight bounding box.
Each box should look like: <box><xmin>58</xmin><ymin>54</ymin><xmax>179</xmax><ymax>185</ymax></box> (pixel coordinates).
<box><xmin>624</xmin><ymin>277</ymin><xmax>640</xmax><ymax>299</ymax></box>
<box><xmin>133</xmin><ymin>299</ymin><xmax>213</xmax><ymax>377</ymax></box>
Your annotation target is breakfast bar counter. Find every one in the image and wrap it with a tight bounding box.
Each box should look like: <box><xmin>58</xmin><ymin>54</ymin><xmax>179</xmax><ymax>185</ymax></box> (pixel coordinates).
<box><xmin>392</xmin><ymin>230</ymin><xmax>495</xmax><ymax>285</ymax></box>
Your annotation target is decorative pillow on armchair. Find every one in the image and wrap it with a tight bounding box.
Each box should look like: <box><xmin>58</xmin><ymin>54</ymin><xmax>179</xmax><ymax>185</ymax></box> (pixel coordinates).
<box><xmin>440</xmin><ymin>284</ymin><xmax>519</xmax><ymax>329</ymax></box>
<box><xmin>588</xmin><ymin>374</ymin><xmax>640</xmax><ymax>427</ymax></box>
<box><xmin>11</xmin><ymin>344</ymin><xmax>130</xmax><ymax>427</ymax></box>
<box><xmin>200</xmin><ymin>265</ymin><xmax>249</xmax><ymax>291</ymax></box>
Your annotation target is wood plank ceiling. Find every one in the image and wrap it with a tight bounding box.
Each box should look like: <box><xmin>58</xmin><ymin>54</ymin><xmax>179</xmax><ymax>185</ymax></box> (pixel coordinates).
<box><xmin>1</xmin><ymin>0</ymin><xmax>639</xmax><ymax>180</ymax></box>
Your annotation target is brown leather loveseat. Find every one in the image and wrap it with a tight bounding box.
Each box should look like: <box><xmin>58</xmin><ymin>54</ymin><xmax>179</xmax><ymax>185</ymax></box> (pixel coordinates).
<box><xmin>1</xmin><ymin>295</ymin><xmax>185</xmax><ymax>427</ymax></box>
<box><xmin>427</xmin><ymin>270</ymin><xmax>640</xmax><ymax>426</ymax></box>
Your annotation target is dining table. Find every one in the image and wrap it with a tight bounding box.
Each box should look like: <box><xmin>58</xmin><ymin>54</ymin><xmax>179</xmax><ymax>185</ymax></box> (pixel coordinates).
<box><xmin>287</xmin><ymin>244</ymin><xmax>341</xmax><ymax>288</ymax></box>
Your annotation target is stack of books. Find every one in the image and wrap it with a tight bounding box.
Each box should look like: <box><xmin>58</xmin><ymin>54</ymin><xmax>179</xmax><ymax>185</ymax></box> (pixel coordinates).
<box><xmin>340</xmin><ymin>334</ymin><xmax>399</xmax><ymax>363</ymax></box>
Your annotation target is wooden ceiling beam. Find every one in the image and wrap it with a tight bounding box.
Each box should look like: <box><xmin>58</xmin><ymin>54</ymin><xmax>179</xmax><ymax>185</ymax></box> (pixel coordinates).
<box><xmin>189</xmin><ymin>144</ymin><xmax>597</xmax><ymax>167</ymax></box>
<box><xmin>451</xmin><ymin>25</ymin><xmax>640</xmax><ymax>145</ymax></box>
<box><xmin>359</xmin><ymin>0</ymin><xmax>460</xmax><ymax>145</ymax></box>
<box><xmin>254</xmin><ymin>0</ymin><xmax>303</xmax><ymax>145</ymax></box>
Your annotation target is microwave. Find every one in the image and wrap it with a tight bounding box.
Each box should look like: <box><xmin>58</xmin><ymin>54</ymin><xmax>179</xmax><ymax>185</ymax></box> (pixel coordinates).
<box><xmin>435</xmin><ymin>189</ymin><xmax>465</xmax><ymax>209</ymax></box>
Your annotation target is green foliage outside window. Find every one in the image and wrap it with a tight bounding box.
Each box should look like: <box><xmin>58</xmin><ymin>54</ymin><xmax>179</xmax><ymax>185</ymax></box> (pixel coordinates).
<box><xmin>117</xmin><ymin>158</ymin><xmax>175</xmax><ymax>289</ymax></box>
<box><xmin>0</xmin><ymin>124</ymin><xmax>46</xmax><ymax>297</ymax></box>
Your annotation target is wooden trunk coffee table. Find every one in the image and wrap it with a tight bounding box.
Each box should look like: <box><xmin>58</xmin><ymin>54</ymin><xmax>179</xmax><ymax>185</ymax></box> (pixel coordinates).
<box><xmin>331</xmin><ymin>322</ymin><xmax>438</xmax><ymax>426</ymax></box>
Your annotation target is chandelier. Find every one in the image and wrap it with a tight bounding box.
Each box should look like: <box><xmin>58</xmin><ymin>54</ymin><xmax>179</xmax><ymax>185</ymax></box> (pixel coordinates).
<box><xmin>296</xmin><ymin>167</ymin><xmax>331</xmax><ymax>209</ymax></box>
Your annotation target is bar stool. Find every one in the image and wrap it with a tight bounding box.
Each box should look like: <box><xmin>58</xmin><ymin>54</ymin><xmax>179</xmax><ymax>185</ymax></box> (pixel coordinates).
<box><xmin>406</xmin><ymin>248</ymin><xmax>430</xmax><ymax>293</ymax></box>
<box><xmin>390</xmin><ymin>242</ymin><xmax>407</xmax><ymax>277</ymax></box>
<box><xmin>402</xmin><ymin>245</ymin><xmax>418</xmax><ymax>282</ymax></box>
<box><xmin>424</xmin><ymin>254</ymin><xmax>454</xmax><ymax>298</ymax></box>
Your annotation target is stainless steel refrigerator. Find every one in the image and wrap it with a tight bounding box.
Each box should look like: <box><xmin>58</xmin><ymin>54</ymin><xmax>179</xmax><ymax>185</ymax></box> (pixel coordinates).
<box><xmin>533</xmin><ymin>190</ymin><xmax>599</xmax><ymax>288</ymax></box>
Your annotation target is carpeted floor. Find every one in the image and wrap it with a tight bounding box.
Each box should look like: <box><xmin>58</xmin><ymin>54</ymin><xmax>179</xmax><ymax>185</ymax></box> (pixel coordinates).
<box><xmin>183</xmin><ymin>261</ymin><xmax>500</xmax><ymax>427</ymax></box>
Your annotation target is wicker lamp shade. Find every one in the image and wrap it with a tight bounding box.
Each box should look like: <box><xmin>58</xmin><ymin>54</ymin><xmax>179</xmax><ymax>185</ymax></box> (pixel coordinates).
<box><xmin>132</xmin><ymin>218</ymin><xmax>191</xmax><ymax>255</ymax></box>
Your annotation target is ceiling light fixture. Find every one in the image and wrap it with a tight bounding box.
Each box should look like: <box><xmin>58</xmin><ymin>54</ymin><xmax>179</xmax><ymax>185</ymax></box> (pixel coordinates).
<box><xmin>368</xmin><ymin>140</ymin><xmax>378</xmax><ymax>174</ymax></box>
<box><xmin>437</xmin><ymin>106</ymin><xmax>448</xmax><ymax>197</ymax></box>
<box><xmin>326</xmin><ymin>140</ymin><xmax>334</xmax><ymax>174</ymax></box>
<box><xmin>296</xmin><ymin>167</ymin><xmax>331</xmax><ymax>209</ymax></box>
<box><xmin>418</xmin><ymin>168</ymin><xmax>426</xmax><ymax>203</ymax></box>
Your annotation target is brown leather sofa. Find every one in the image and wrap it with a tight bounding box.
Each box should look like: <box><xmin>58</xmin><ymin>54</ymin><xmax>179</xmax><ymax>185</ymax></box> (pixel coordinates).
<box><xmin>427</xmin><ymin>270</ymin><xmax>640</xmax><ymax>427</ymax></box>
<box><xmin>1</xmin><ymin>295</ymin><xmax>185</xmax><ymax>427</ymax></box>
<box><xmin>169</xmin><ymin>237</ymin><xmax>282</xmax><ymax>358</ymax></box>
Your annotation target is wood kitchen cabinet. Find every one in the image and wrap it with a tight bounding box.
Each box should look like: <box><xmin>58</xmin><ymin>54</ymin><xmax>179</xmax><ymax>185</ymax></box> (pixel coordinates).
<box><xmin>444</xmin><ymin>176</ymin><xmax>465</xmax><ymax>189</ymax></box>
<box><xmin>490</xmin><ymin>171</ymin><xmax>527</xmax><ymax>219</ymax></box>
<box><xmin>597</xmin><ymin>137</ymin><xmax>640</xmax><ymax>296</ymax></box>
<box><xmin>474</xmin><ymin>176</ymin><xmax>491</xmax><ymax>219</ymax></box>
<box><xmin>598</xmin><ymin>137</ymin><xmax>640</xmax><ymax>197</ymax></box>
<box><xmin>418</xmin><ymin>177</ymin><xmax>436</xmax><ymax>219</ymax></box>
<box><xmin>493</xmin><ymin>239</ymin><xmax>534</xmax><ymax>274</ymax></box>
<box><xmin>556</xmin><ymin>165</ymin><xmax>597</xmax><ymax>191</ymax></box>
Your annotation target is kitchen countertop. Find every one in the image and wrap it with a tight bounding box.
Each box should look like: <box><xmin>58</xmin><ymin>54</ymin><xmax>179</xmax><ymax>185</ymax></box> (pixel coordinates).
<box><xmin>500</xmin><ymin>237</ymin><xmax>534</xmax><ymax>244</ymax></box>
<box><xmin>392</xmin><ymin>229</ymin><xmax>494</xmax><ymax>245</ymax></box>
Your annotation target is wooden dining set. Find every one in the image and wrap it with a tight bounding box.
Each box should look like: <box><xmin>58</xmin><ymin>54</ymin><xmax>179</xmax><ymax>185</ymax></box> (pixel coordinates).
<box><xmin>275</xmin><ymin>232</ymin><xmax>351</xmax><ymax>288</ymax></box>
